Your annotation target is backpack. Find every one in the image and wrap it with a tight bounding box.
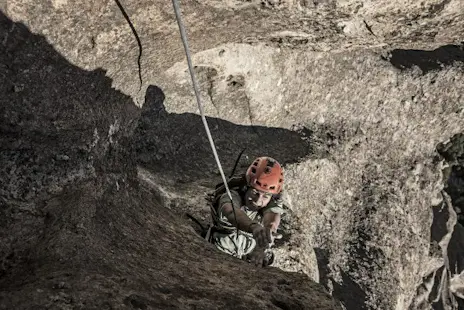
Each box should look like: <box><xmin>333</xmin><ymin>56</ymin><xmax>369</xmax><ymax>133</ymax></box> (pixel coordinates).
<box><xmin>204</xmin><ymin>174</ymin><xmax>248</xmax><ymax>236</ymax></box>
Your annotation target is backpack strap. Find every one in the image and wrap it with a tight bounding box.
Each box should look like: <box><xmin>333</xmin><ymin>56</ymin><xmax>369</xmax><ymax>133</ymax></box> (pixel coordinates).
<box><xmin>205</xmin><ymin>174</ymin><xmax>248</xmax><ymax>234</ymax></box>
<box><xmin>208</xmin><ymin>174</ymin><xmax>247</xmax><ymax>209</ymax></box>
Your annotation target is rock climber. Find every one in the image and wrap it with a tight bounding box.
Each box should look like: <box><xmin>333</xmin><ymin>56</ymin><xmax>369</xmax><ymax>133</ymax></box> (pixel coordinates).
<box><xmin>206</xmin><ymin>156</ymin><xmax>285</xmax><ymax>267</ymax></box>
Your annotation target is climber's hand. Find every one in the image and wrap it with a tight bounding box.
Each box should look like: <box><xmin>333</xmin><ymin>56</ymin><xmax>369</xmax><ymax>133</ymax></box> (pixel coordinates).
<box><xmin>250</xmin><ymin>223</ymin><xmax>272</xmax><ymax>248</ymax></box>
<box><xmin>247</xmin><ymin>247</ymin><xmax>266</xmax><ymax>267</ymax></box>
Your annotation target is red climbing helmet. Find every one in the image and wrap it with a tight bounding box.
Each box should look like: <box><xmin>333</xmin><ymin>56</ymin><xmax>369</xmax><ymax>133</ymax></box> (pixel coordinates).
<box><xmin>245</xmin><ymin>157</ymin><xmax>284</xmax><ymax>194</ymax></box>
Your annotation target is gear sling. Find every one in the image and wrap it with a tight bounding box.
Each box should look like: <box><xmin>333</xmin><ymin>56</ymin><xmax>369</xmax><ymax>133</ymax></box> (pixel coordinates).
<box><xmin>204</xmin><ymin>175</ymin><xmax>249</xmax><ymax>242</ymax></box>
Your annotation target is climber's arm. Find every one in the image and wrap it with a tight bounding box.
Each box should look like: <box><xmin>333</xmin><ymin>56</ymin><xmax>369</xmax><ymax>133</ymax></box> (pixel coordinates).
<box><xmin>221</xmin><ymin>203</ymin><xmax>256</xmax><ymax>233</ymax></box>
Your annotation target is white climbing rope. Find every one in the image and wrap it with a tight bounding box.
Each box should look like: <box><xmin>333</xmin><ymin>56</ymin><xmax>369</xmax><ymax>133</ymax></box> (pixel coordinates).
<box><xmin>171</xmin><ymin>0</ymin><xmax>239</xmax><ymax>227</ymax></box>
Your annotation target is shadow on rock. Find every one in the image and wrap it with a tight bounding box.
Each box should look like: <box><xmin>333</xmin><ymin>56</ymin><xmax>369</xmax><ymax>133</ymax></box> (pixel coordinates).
<box><xmin>0</xmin><ymin>12</ymin><xmax>139</xmax><ymax>202</ymax></box>
<box><xmin>437</xmin><ymin>133</ymin><xmax>464</xmax><ymax>225</ymax></box>
<box><xmin>314</xmin><ymin>247</ymin><xmax>369</xmax><ymax>310</ymax></box>
<box><xmin>426</xmin><ymin>203</ymin><xmax>464</xmax><ymax>309</ymax></box>
<box><xmin>332</xmin><ymin>270</ymin><xmax>368</xmax><ymax>310</ymax></box>
<box><xmin>385</xmin><ymin>44</ymin><xmax>464</xmax><ymax>74</ymax></box>
<box><xmin>433</xmin><ymin>134</ymin><xmax>464</xmax><ymax>308</ymax></box>
<box><xmin>314</xmin><ymin>248</ymin><xmax>331</xmax><ymax>288</ymax></box>
<box><xmin>134</xmin><ymin>85</ymin><xmax>315</xmax><ymax>188</ymax></box>
<box><xmin>0</xmin><ymin>10</ymin><xmax>138</xmax><ymax>287</ymax></box>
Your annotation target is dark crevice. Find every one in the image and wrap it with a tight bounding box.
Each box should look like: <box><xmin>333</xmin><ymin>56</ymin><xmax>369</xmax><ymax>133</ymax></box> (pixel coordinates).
<box><xmin>207</xmin><ymin>75</ymin><xmax>220</xmax><ymax>116</ymax></box>
<box><xmin>114</xmin><ymin>0</ymin><xmax>143</xmax><ymax>91</ymax></box>
<box><xmin>314</xmin><ymin>248</ymin><xmax>331</xmax><ymax>288</ymax></box>
<box><xmin>429</xmin><ymin>266</ymin><xmax>445</xmax><ymax>304</ymax></box>
<box><xmin>437</xmin><ymin>133</ymin><xmax>464</xmax><ymax>226</ymax></box>
<box><xmin>363</xmin><ymin>20</ymin><xmax>376</xmax><ymax>36</ymax></box>
<box><xmin>431</xmin><ymin>200</ymin><xmax>450</xmax><ymax>244</ymax></box>
<box><xmin>428</xmin><ymin>133</ymin><xmax>464</xmax><ymax>308</ymax></box>
<box><xmin>201</xmin><ymin>66</ymin><xmax>221</xmax><ymax>129</ymax></box>
<box><xmin>383</xmin><ymin>44</ymin><xmax>464</xmax><ymax>74</ymax></box>
<box><xmin>244</xmin><ymin>96</ymin><xmax>260</xmax><ymax>137</ymax></box>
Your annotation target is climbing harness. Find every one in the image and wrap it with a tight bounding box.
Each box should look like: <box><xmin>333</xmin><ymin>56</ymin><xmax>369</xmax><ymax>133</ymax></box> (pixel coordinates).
<box><xmin>171</xmin><ymin>0</ymin><xmax>240</xmax><ymax>234</ymax></box>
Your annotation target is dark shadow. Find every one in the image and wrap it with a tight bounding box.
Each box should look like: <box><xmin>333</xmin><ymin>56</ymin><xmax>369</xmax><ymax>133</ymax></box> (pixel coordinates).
<box><xmin>447</xmin><ymin>223</ymin><xmax>464</xmax><ymax>283</ymax></box>
<box><xmin>430</xmin><ymin>202</ymin><xmax>450</xmax><ymax>244</ymax></box>
<box><xmin>314</xmin><ymin>246</ymin><xmax>370</xmax><ymax>310</ymax></box>
<box><xmin>324</xmin><ymin>182</ymin><xmax>388</xmax><ymax>310</ymax></box>
<box><xmin>384</xmin><ymin>44</ymin><xmax>464</xmax><ymax>74</ymax></box>
<box><xmin>0</xmin><ymin>10</ymin><xmax>139</xmax><ymax>287</ymax></box>
<box><xmin>0</xmin><ymin>11</ymin><xmax>140</xmax><ymax>196</ymax></box>
<box><xmin>133</xmin><ymin>85</ymin><xmax>315</xmax><ymax>187</ymax></box>
<box><xmin>437</xmin><ymin>133</ymin><xmax>464</xmax><ymax>225</ymax></box>
<box><xmin>314</xmin><ymin>248</ymin><xmax>331</xmax><ymax>289</ymax></box>
<box><xmin>436</xmin><ymin>133</ymin><xmax>464</xmax><ymax>271</ymax></box>
<box><xmin>331</xmin><ymin>270</ymin><xmax>368</xmax><ymax>310</ymax></box>
<box><xmin>430</xmin><ymin>266</ymin><xmax>445</xmax><ymax>307</ymax></box>
<box><xmin>432</xmin><ymin>134</ymin><xmax>464</xmax><ymax>307</ymax></box>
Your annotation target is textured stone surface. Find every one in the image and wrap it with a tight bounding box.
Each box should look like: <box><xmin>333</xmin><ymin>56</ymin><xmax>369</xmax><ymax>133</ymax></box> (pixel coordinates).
<box><xmin>2</xmin><ymin>0</ymin><xmax>464</xmax><ymax>309</ymax></box>
<box><xmin>0</xmin><ymin>11</ymin><xmax>340</xmax><ymax>310</ymax></box>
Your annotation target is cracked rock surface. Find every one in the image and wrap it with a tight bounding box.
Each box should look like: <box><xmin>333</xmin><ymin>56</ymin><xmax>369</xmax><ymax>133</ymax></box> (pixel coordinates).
<box><xmin>2</xmin><ymin>0</ymin><xmax>464</xmax><ymax>309</ymax></box>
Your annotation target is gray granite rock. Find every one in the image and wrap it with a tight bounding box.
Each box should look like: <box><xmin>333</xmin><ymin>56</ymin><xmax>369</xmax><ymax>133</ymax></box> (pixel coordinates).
<box><xmin>2</xmin><ymin>0</ymin><xmax>464</xmax><ymax>309</ymax></box>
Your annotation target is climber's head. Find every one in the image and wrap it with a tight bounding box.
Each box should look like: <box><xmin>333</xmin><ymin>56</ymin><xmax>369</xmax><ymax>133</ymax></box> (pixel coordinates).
<box><xmin>244</xmin><ymin>157</ymin><xmax>284</xmax><ymax>210</ymax></box>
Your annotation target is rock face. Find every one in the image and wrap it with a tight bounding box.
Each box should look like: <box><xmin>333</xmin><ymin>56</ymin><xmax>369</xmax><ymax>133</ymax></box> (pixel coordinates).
<box><xmin>2</xmin><ymin>0</ymin><xmax>464</xmax><ymax>309</ymax></box>
<box><xmin>0</xmin><ymin>11</ymin><xmax>341</xmax><ymax>310</ymax></box>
